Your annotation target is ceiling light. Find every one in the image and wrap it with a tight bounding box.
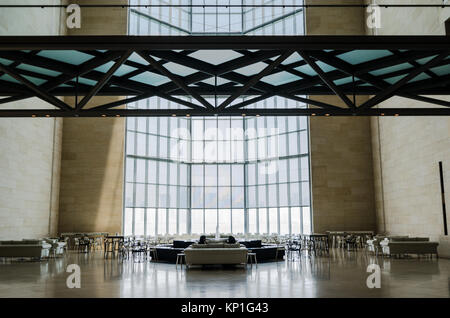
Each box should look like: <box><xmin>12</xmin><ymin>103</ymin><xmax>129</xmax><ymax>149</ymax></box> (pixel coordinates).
<box><xmin>172</xmin><ymin>114</ymin><xmax>177</xmax><ymax>117</ymax></box>
<box><xmin>311</xmin><ymin>113</ymin><xmax>316</xmax><ymax>116</ymax></box>
<box><xmin>45</xmin><ymin>114</ymin><xmax>50</xmax><ymax>117</ymax></box>
<box><xmin>31</xmin><ymin>114</ymin><xmax>36</xmax><ymax>118</ymax></box>
<box><xmin>186</xmin><ymin>114</ymin><xmax>190</xmax><ymax>117</ymax></box>
<box><xmin>325</xmin><ymin>113</ymin><xmax>330</xmax><ymax>116</ymax></box>
<box><xmin>115</xmin><ymin>114</ymin><xmax>120</xmax><ymax>117</ymax></box>
<box><xmin>242</xmin><ymin>113</ymin><xmax>246</xmax><ymax>117</ymax></box>
<box><xmin>101</xmin><ymin>114</ymin><xmax>106</xmax><ymax>117</ymax></box>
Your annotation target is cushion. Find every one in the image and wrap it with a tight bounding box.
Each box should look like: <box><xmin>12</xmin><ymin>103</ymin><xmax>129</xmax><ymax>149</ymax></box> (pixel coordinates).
<box><xmin>191</xmin><ymin>243</ymin><xmax>225</xmax><ymax>248</ymax></box>
<box><xmin>173</xmin><ymin>240</ymin><xmax>193</xmax><ymax>249</ymax></box>
<box><xmin>206</xmin><ymin>238</ymin><xmax>228</xmax><ymax>244</ymax></box>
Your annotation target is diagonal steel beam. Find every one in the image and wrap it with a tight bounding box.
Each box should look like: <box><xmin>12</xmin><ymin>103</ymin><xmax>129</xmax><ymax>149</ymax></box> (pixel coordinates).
<box><xmin>0</xmin><ymin>62</ymin><xmax>72</xmax><ymax>111</ymax></box>
<box><xmin>308</xmin><ymin>50</ymin><xmax>450</xmax><ymax>108</ymax></box>
<box><xmin>298</xmin><ymin>50</ymin><xmax>355</xmax><ymax>109</ymax></box>
<box><xmin>218</xmin><ymin>50</ymin><xmax>295</xmax><ymax>110</ymax></box>
<box><xmin>359</xmin><ymin>51</ymin><xmax>449</xmax><ymax>109</ymax></box>
<box><xmin>75</xmin><ymin>50</ymin><xmax>132</xmax><ymax>110</ymax></box>
<box><xmin>137</xmin><ymin>51</ymin><xmax>214</xmax><ymax>110</ymax></box>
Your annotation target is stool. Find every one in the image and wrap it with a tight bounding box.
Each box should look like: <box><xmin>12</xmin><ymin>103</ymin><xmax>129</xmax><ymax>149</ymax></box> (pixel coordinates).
<box><xmin>176</xmin><ymin>253</ymin><xmax>185</xmax><ymax>269</ymax></box>
<box><xmin>247</xmin><ymin>252</ymin><xmax>257</xmax><ymax>268</ymax></box>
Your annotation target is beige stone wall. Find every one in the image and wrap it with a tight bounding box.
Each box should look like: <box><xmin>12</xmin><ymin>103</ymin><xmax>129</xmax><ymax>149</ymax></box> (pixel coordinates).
<box><xmin>0</xmin><ymin>0</ymin><xmax>64</xmax><ymax>239</ymax></box>
<box><xmin>368</xmin><ymin>1</ymin><xmax>450</xmax><ymax>256</ymax></box>
<box><xmin>58</xmin><ymin>0</ymin><xmax>127</xmax><ymax>235</ymax></box>
<box><xmin>305</xmin><ymin>0</ymin><xmax>376</xmax><ymax>232</ymax></box>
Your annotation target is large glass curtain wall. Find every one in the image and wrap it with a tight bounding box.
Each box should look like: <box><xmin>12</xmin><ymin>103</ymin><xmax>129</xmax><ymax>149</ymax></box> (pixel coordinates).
<box><xmin>124</xmin><ymin>0</ymin><xmax>311</xmax><ymax>236</ymax></box>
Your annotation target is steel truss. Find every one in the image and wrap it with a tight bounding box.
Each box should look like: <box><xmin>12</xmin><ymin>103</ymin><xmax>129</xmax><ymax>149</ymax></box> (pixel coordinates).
<box><xmin>0</xmin><ymin>35</ymin><xmax>449</xmax><ymax>117</ymax></box>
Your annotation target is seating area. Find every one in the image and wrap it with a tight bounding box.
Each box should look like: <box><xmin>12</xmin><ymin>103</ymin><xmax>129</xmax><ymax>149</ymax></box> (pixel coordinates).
<box><xmin>0</xmin><ymin>239</ymin><xmax>66</xmax><ymax>261</ymax></box>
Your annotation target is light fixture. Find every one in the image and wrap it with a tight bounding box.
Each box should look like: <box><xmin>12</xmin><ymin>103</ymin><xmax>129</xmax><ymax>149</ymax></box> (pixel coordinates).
<box><xmin>255</xmin><ymin>114</ymin><xmax>260</xmax><ymax>117</ymax></box>
<box><xmin>380</xmin><ymin>113</ymin><xmax>385</xmax><ymax>116</ymax></box>
<box><xmin>45</xmin><ymin>114</ymin><xmax>50</xmax><ymax>117</ymax></box>
<box><xmin>394</xmin><ymin>113</ymin><xmax>400</xmax><ymax>117</ymax></box>
<box><xmin>242</xmin><ymin>113</ymin><xmax>246</xmax><ymax>117</ymax></box>
<box><xmin>186</xmin><ymin>114</ymin><xmax>190</xmax><ymax>117</ymax></box>
<box><xmin>115</xmin><ymin>114</ymin><xmax>120</xmax><ymax>117</ymax></box>
<box><xmin>172</xmin><ymin>114</ymin><xmax>176</xmax><ymax>117</ymax></box>
<box><xmin>325</xmin><ymin>113</ymin><xmax>330</xmax><ymax>116</ymax></box>
<box><xmin>101</xmin><ymin>114</ymin><xmax>107</xmax><ymax>117</ymax></box>
<box><xmin>311</xmin><ymin>113</ymin><xmax>316</xmax><ymax>116</ymax></box>
<box><xmin>31</xmin><ymin>114</ymin><xmax>36</xmax><ymax>118</ymax></box>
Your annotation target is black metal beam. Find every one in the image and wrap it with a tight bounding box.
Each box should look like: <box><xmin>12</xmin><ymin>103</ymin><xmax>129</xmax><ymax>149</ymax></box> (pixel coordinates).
<box><xmin>1</xmin><ymin>36</ymin><xmax>449</xmax><ymax>50</ymax></box>
<box><xmin>137</xmin><ymin>51</ymin><xmax>213</xmax><ymax>110</ymax></box>
<box><xmin>359</xmin><ymin>52</ymin><xmax>449</xmax><ymax>109</ymax></box>
<box><xmin>218</xmin><ymin>50</ymin><xmax>294</xmax><ymax>110</ymax></box>
<box><xmin>298</xmin><ymin>51</ymin><xmax>355</xmax><ymax>109</ymax></box>
<box><xmin>0</xmin><ymin>62</ymin><xmax>72</xmax><ymax>111</ymax></box>
<box><xmin>1</xmin><ymin>108</ymin><xmax>448</xmax><ymax>118</ymax></box>
<box><xmin>76</xmin><ymin>50</ymin><xmax>132</xmax><ymax>110</ymax></box>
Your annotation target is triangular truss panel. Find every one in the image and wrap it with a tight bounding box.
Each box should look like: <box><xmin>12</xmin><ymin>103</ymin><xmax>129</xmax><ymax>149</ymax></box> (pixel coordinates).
<box><xmin>0</xmin><ymin>35</ymin><xmax>449</xmax><ymax>117</ymax></box>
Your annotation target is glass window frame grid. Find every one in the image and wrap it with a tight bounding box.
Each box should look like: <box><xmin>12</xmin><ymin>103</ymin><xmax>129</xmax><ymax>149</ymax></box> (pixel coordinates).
<box><xmin>123</xmin><ymin>0</ymin><xmax>311</xmax><ymax>236</ymax></box>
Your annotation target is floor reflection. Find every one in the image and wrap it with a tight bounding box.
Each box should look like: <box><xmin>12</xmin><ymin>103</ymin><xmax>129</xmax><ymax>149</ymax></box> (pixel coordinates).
<box><xmin>0</xmin><ymin>249</ymin><xmax>448</xmax><ymax>298</ymax></box>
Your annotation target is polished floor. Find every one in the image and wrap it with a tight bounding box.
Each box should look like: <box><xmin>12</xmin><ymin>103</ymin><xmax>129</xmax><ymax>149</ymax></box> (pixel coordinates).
<box><xmin>0</xmin><ymin>249</ymin><xmax>448</xmax><ymax>298</ymax></box>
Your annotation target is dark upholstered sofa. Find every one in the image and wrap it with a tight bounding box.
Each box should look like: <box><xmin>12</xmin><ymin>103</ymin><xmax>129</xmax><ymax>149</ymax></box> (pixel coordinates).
<box><xmin>151</xmin><ymin>240</ymin><xmax>195</xmax><ymax>263</ymax></box>
<box><xmin>239</xmin><ymin>240</ymin><xmax>285</xmax><ymax>262</ymax></box>
<box><xmin>151</xmin><ymin>239</ymin><xmax>284</xmax><ymax>263</ymax></box>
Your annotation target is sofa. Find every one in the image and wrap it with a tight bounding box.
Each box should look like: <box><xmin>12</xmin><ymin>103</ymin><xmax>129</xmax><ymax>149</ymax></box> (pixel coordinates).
<box><xmin>0</xmin><ymin>240</ymin><xmax>51</xmax><ymax>259</ymax></box>
<box><xmin>239</xmin><ymin>240</ymin><xmax>285</xmax><ymax>261</ymax></box>
<box><xmin>151</xmin><ymin>240</ymin><xmax>195</xmax><ymax>263</ymax></box>
<box><xmin>184</xmin><ymin>242</ymin><xmax>248</xmax><ymax>266</ymax></box>
<box><xmin>379</xmin><ymin>237</ymin><xmax>439</xmax><ymax>257</ymax></box>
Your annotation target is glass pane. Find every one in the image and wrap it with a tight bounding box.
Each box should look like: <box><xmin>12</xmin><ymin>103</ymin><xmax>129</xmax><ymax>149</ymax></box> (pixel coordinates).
<box><xmin>191</xmin><ymin>187</ymin><xmax>204</xmax><ymax>209</ymax></box>
<box><xmin>191</xmin><ymin>209</ymin><xmax>203</xmax><ymax>234</ymax></box>
<box><xmin>136</xmin><ymin>184</ymin><xmax>145</xmax><ymax>207</ymax></box>
<box><xmin>157</xmin><ymin>208</ymin><xmax>167</xmax><ymax>235</ymax></box>
<box><xmin>192</xmin><ymin>164</ymin><xmax>203</xmax><ymax>186</ymax></box>
<box><xmin>232</xmin><ymin>209</ymin><xmax>244</xmax><ymax>234</ymax></box>
<box><xmin>204</xmin><ymin>209</ymin><xmax>217</xmax><ymax>234</ymax></box>
<box><xmin>232</xmin><ymin>164</ymin><xmax>244</xmax><ymax>186</ymax></box>
<box><xmin>168</xmin><ymin>209</ymin><xmax>177</xmax><ymax>235</ymax></box>
<box><xmin>291</xmin><ymin>207</ymin><xmax>301</xmax><ymax>234</ymax></box>
<box><xmin>136</xmin><ymin>159</ymin><xmax>146</xmax><ymax>183</ymax></box>
<box><xmin>218</xmin><ymin>187</ymin><xmax>231</xmax><ymax>208</ymax></box>
<box><xmin>302</xmin><ymin>207</ymin><xmax>311</xmax><ymax>234</ymax></box>
<box><xmin>290</xmin><ymin>182</ymin><xmax>300</xmax><ymax>206</ymax></box>
<box><xmin>268</xmin><ymin>184</ymin><xmax>277</xmax><ymax>207</ymax></box>
<box><xmin>258</xmin><ymin>208</ymin><xmax>268</xmax><ymax>234</ymax></box>
<box><xmin>135</xmin><ymin>208</ymin><xmax>145</xmax><ymax>236</ymax></box>
<box><xmin>205</xmin><ymin>187</ymin><xmax>217</xmax><ymax>209</ymax></box>
<box><xmin>269</xmin><ymin>208</ymin><xmax>278</xmax><ymax>234</ymax></box>
<box><xmin>124</xmin><ymin>208</ymin><xmax>133</xmax><ymax>236</ymax></box>
<box><xmin>147</xmin><ymin>184</ymin><xmax>156</xmax><ymax>207</ymax></box>
<box><xmin>204</xmin><ymin>165</ymin><xmax>217</xmax><ymax>186</ymax></box>
<box><xmin>248</xmin><ymin>208</ymin><xmax>257</xmax><ymax>234</ymax></box>
<box><xmin>179</xmin><ymin>209</ymin><xmax>188</xmax><ymax>234</ymax></box>
<box><xmin>280</xmin><ymin>207</ymin><xmax>289</xmax><ymax>235</ymax></box>
<box><xmin>218</xmin><ymin>164</ymin><xmax>231</xmax><ymax>186</ymax></box>
<box><xmin>219</xmin><ymin>209</ymin><xmax>231</xmax><ymax>234</ymax></box>
<box><xmin>232</xmin><ymin>186</ymin><xmax>245</xmax><ymax>208</ymax></box>
<box><xmin>302</xmin><ymin>182</ymin><xmax>310</xmax><ymax>206</ymax></box>
<box><xmin>146</xmin><ymin>208</ymin><xmax>156</xmax><ymax>236</ymax></box>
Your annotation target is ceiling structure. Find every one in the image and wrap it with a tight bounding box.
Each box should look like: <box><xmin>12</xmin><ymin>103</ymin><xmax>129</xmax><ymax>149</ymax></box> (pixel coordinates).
<box><xmin>0</xmin><ymin>35</ymin><xmax>449</xmax><ymax>117</ymax></box>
